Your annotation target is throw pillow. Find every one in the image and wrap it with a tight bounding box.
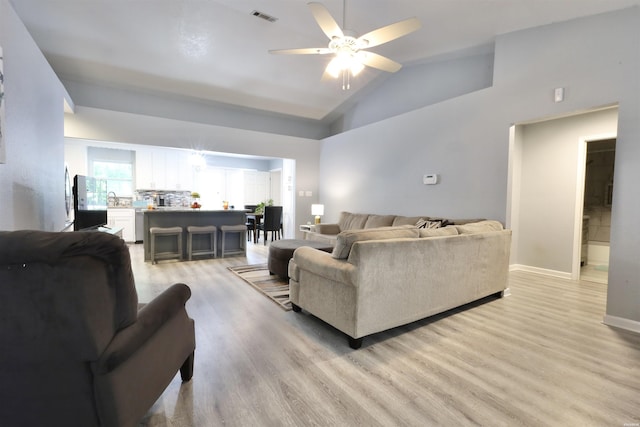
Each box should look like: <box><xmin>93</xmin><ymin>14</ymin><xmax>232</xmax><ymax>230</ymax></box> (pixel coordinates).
<box><xmin>332</xmin><ymin>225</ymin><xmax>419</xmax><ymax>259</ymax></box>
<box><xmin>415</xmin><ymin>219</ymin><xmax>442</xmax><ymax>229</ymax></box>
<box><xmin>393</xmin><ymin>216</ymin><xmax>427</xmax><ymax>227</ymax></box>
<box><xmin>415</xmin><ymin>218</ymin><xmax>428</xmax><ymax>228</ymax></box>
<box><xmin>419</xmin><ymin>227</ymin><xmax>459</xmax><ymax>238</ymax></box>
<box><xmin>428</xmin><ymin>217</ymin><xmax>453</xmax><ymax>227</ymax></box>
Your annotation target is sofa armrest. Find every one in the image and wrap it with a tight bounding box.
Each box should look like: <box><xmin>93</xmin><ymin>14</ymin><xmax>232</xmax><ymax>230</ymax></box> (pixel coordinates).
<box><xmin>95</xmin><ymin>283</ymin><xmax>192</xmax><ymax>374</ymax></box>
<box><xmin>314</xmin><ymin>223</ymin><xmax>341</xmax><ymax>235</ymax></box>
<box><xmin>292</xmin><ymin>246</ymin><xmax>357</xmax><ymax>285</ymax></box>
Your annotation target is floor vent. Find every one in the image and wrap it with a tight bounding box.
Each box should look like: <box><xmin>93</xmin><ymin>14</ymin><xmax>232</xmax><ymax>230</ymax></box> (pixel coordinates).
<box><xmin>251</xmin><ymin>10</ymin><xmax>278</xmax><ymax>23</ymax></box>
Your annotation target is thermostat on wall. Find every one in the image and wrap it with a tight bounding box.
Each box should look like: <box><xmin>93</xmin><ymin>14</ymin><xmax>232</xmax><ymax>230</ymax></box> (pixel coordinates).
<box><xmin>423</xmin><ymin>174</ymin><xmax>439</xmax><ymax>185</ymax></box>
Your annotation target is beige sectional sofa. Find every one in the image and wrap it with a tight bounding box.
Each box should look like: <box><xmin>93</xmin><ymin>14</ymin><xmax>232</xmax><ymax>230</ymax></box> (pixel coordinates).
<box><xmin>289</xmin><ymin>220</ymin><xmax>511</xmax><ymax>348</ymax></box>
<box><xmin>306</xmin><ymin>211</ymin><xmax>483</xmax><ymax>245</ymax></box>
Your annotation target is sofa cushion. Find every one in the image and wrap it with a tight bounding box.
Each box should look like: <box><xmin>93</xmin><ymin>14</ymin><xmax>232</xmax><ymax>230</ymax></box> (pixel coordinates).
<box><xmin>332</xmin><ymin>225</ymin><xmax>419</xmax><ymax>259</ymax></box>
<box><xmin>338</xmin><ymin>212</ymin><xmax>370</xmax><ymax>231</ymax></box>
<box><xmin>454</xmin><ymin>220</ymin><xmax>504</xmax><ymax>234</ymax></box>
<box><xmin>364</xmin><ymin>215</ymin><xmax>396</xmax><ymax>228</ymax></box>
<box><xmin>419</xmin><ymin>227</ymin><xmax>459</xmax><ymax>238</ymax></box>
<box><xmin>391</xmin><ymin>216</ymin><xmax>426</xmax><ymax>227</ymax></box>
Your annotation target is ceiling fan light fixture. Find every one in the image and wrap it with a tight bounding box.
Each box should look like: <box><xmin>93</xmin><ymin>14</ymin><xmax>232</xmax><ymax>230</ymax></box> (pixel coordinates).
<box><xmin>326</xmin><ymin>57</ymin><xmax>343</xmax><ymax>78</ymax></box>
<box><xmin>327</xmin><ymin>52</ymin><xmax>364</xmax><ymax>78</ymax></box>
<box><xmin>269</xmin><ymin>2</ymin><xmax>420</xmax><ymax>90</ymax></box>
<box><xmin>350</xmin><ymin>61</ymin><xmax>364</xmax><ymax>76</ymax></box>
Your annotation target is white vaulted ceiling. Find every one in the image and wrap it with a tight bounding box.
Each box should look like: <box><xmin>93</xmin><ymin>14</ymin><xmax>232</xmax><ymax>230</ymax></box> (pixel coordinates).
<box><xmin>11</xmin><ymin>0</ymin><xmax>640</xmax><ymax>121</ymax></box>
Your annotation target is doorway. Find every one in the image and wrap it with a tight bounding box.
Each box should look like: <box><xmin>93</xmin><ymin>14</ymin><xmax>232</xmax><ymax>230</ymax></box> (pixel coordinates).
<box><xmin>580</xmin><ymin>138</ymin><xmax>616</xmax><ymax>284</ymax></box>
<box><xmin>507</xmin><ymin>106</ymin><xmax>618</xmax><ymax>282</ymax></box>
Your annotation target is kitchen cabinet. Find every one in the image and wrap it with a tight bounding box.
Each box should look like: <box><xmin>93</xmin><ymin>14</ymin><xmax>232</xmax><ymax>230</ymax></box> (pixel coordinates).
<box><xmin>135</xmin><ymin>147</ymin><xmax>155</xmax><ymax>189</ymax></box>
<box><xmin>136</xmin><ymin>148</ymin><xmax>166</xmax><ymax>189</ymax></box>
<box><xmin>107</xmin><ymin>209</ymin><xmax>135</xmax><ymax>242</ymax></box>
<box><xmin>243</xmin><ymin>170</ymin><xmax>270</xmax><ymax>203</ymax></box>
<box><xmin>165</xmin><ymin>150</ymin><xmax>193</xmax><ymax>190</ymax></box>
<box><xmin>136</xmin><ymin>148</ymin><xmax>193</xmax><ymax>191</ymax></box>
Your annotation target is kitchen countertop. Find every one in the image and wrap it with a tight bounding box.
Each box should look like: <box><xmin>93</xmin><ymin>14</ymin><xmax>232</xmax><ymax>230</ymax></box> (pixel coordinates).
<box><xmin>142</xmin><ymin>209</ymin><xmax>247</xmax><ymax>261</ymax></box>
<box><xmin>143</xmin><ymin>208</ymin><xmax>246</xmax><ymax>213</ymax></box>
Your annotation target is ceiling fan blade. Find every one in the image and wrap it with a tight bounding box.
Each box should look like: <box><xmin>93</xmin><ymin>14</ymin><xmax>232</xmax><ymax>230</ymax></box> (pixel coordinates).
<box><xmin>269</xmin><ymin>47</ymin><xmax>333</xmax><ymax>55</ymax></box>
<box><xmin>357</xmin><ymin>17</ymin><xmax>421</xmax><ymax>48</ymax></box>
<box><xmin>357</xmin><ymin>51</ymin><xmax>402</xmax><ymax>73</ymax></box>
<box><xmin>308</xmin><ymin>2</ymin><xmax>344</xmax><ymax>40</ymax></box>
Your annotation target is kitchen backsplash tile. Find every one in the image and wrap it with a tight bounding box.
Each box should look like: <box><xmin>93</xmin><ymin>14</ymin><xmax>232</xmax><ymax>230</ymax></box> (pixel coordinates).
<box><xmin>135</xmin><ymin>190</ymin><xmax>192</xmax><ymax>207</ymax></box>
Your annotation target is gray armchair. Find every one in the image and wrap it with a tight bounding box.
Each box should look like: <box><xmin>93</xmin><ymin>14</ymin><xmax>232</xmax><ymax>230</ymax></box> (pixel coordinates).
<box><xmin>0</xmin><ymin>230</ymin><xmax>196</xmax><ymax>427</ymax></box>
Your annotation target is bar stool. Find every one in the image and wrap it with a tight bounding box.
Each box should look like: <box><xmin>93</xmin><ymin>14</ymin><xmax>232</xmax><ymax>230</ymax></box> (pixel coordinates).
<box><xmin>149</xmin><ymin>226</ymin><xmax>183</xmax><ymax>264</ymax></box>
<box><xmin>219</xmin><ymin>224</ymin><xmax>247</xmax><ymax>258</ymax></box>
<box><xmin>187</xmin><ymin>225</ymin><xmax>217</xmax><ymax>261</ymax></box>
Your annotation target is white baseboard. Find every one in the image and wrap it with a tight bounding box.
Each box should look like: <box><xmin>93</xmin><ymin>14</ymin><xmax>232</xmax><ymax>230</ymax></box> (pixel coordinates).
<box><xmin>603</xmin><ymin>315</ymin><xmax>640</xmax><ymax>334</ymax></box>
<box><xmin>509</xmin><ymin>264</ymin><xmax>572</xmax><ymax>280</ymax></box>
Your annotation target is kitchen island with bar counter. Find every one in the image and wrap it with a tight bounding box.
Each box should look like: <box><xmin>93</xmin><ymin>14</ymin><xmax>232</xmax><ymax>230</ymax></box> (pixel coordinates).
<box><xmin>143</xmin><ymin>209</ymin><xmax>246</xmax><ymax>261</ymax></box>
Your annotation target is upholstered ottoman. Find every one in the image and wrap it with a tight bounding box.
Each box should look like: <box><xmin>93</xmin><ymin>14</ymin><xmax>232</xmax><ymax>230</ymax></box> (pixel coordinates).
<box><xmin>268</xmin><ymin>239</ymin><xmax>334</xmax><ymax>279</ymax></box>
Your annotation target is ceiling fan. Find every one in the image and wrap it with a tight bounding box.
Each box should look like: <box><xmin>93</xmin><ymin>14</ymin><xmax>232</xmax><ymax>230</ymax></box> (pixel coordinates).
<box><xmin>269</xmin><ymin>1</ymin><xmax>421</xmax><ymax>90</ymax></box>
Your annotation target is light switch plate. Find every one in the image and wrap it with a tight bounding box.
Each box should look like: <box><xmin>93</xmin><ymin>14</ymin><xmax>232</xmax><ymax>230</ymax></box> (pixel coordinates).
<box><xmin>423</xmin><ymin>174</ymin><xmax>438</xmax><ymax>185</ymax></box>
<box><xmin>554</xmin><ymin>87</ymin><xmax>564</xmax><ymax>102</ymax></box>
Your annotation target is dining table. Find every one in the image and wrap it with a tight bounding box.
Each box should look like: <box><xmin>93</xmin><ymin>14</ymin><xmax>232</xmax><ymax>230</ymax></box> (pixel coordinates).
<box><xmin>245</xmin><ymin>212</ymin><xmax>263</xmax><ymax>244</ymax></box>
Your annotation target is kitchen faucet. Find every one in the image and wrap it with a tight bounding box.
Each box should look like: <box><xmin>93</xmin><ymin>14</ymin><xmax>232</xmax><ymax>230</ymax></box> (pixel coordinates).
<box><xmin>107</xmin><ymin>191</ymin><xmax>119</xmax><ymax>207</ymax></box>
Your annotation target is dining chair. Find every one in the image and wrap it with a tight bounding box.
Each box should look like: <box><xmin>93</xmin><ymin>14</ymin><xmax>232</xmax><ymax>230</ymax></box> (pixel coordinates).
<box><xmin>257</xmin><ymin>206</ymin><xmax>283</xmax><ymax>245</ymax></box>
<box><xmin>244</xmin><ymin>205</ymin><xmax>258</xmax><ymax>242</ymax></box>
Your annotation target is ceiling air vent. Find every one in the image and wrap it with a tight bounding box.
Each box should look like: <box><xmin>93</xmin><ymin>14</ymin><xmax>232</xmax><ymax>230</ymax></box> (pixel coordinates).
<box><xmin>251</xmin><ymin>10</ymin><xmax>278</xmax><ymax>23</ymax></box>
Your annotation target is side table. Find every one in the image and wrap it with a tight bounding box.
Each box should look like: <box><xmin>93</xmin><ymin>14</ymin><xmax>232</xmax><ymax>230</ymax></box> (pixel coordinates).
<box><xmin>299</xmin><ymin>224</ymin><xmax>316</xmax><ymax>240</ymax></box>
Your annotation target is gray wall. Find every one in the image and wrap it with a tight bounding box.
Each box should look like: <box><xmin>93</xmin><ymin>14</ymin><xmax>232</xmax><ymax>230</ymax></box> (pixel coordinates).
<box><xmin>204</xmin><ymin>154</ymin><xmax>271</xmax><ymax>171</ymax></box>
<box><xmin>62</xmin><ymin>79</ymin><xmax>328</xmax><ymax>141</ymax></box>
<box><xmin>0</xmin><ymin>0</ymin><xmax>69</xmax><ymax>231</ymax></box>
<box><xmin>319</xmin><ymin>8</ymin><xmax>640</xmax><ymax>328</ymax></box>
<box><xmin>321</xmin><ymin>86</ymin><xmax>508</xmax><ymax>222</ymax></box>
<box><xmin>331</xmin><ymin>50</ymin><xmax>495</xmax><ymax>134</ymax></box>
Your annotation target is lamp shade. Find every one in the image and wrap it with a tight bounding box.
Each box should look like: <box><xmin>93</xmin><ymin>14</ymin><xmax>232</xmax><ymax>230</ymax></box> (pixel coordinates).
<box><xmin>311</xmin><ymin>204</ymin><xmax>324</xmax><ymax>216</ymax></box>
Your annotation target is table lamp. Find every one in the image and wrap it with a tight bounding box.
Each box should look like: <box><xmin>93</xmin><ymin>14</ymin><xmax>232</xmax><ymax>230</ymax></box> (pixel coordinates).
<box><xmin>311</xmin><ymin>204</ymin><xmax>324</xmax><ymax>224</ymax></box>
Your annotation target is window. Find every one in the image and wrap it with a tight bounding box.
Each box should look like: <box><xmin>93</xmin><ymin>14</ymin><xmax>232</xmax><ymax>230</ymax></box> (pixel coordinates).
<box><xmin>88</xmin><ymin>147</ymin><xmax>135</xmax><ymax>196</ymax></box>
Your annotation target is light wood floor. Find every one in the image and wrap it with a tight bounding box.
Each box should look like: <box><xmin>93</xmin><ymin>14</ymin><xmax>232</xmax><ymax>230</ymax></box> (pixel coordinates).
<box><xmin>130</xmin><ymin>241</ymin><xmax>640</xmax><ymax>427</ymax></box>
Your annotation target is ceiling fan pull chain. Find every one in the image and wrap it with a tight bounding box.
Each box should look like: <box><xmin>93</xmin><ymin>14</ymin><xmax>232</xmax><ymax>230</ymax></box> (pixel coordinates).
<box><xmin>342</xmin><ymin>70</ymin><xmax>350</xmax><ymax>91</ymax></box>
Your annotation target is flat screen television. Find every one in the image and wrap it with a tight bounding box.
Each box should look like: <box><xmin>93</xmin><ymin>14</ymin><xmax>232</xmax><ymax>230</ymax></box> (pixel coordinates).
<box><xmin>73</xmin><ymin>174</ymin><xmax>108</xmax><ymax>231</ymax></box>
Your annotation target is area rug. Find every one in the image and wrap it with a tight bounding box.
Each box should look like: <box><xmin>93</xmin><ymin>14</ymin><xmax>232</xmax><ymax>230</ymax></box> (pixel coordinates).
<box><xmin>228</xmin><ymin>264</ymin><xmax>291</xmax><ymax>311</ymax></box>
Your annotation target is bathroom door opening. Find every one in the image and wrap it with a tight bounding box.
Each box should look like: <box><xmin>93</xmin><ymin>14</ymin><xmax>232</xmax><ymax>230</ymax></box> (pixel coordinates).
<box><xmin>579</xmin><ymin>138</ymin><xmax>616</xmax><ymax>284</ymax></box>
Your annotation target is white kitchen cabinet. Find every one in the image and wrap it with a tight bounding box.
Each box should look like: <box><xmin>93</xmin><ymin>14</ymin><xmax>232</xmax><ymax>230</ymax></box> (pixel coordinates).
<box><xmin>151</xmin><ymin>150</ymin><xmax>166</xmax><ymax>189</ymax></box>
<box><xmin>107</xmin><ymin>209</ymin><xmax>135</xmax><ymax>242</ymax></box>
<box><xmin>135</xmin><ymin>147</ymin><xmax>155</xmax><ymax>189</ymax></box>
<box><xmin>243</xmin><ymin>170</ymin><xmax>270</xmax><ymax>204</ymax></box>
<box><xmin>164</xmin><ymin>150</ymin><xmax>193</xmax><ymax>190</ymax></box>
<box><xmin>177</xmin><ymin>151</ymin><xmax>194</xmax><ymax>190</ymax></box>
<box><xmin>136</xmin><ymin>148</ymin><xmax>166</xmax><ymax>189</ymax></box>
<box><xmin>136</xmin><ymin>148</ymin><xmax>193</xmax><ymax>191</ymax></box>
